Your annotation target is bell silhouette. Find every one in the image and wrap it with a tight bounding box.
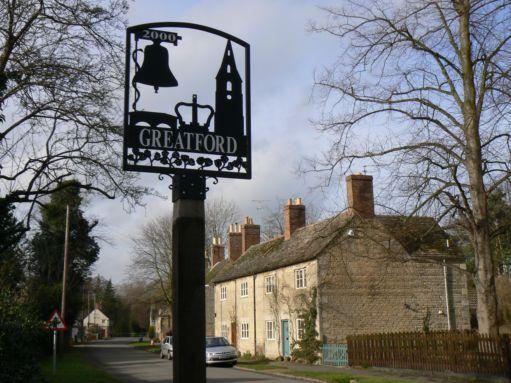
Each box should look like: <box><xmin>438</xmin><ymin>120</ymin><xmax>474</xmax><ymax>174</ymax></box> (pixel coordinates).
<box><xmin>133</xmin><ymin>40</ymin><xmax>178</xmax><ymax>92</ymax></box>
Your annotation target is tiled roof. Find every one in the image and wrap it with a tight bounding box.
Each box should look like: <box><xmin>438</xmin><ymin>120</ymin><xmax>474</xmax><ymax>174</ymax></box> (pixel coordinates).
<box><xmin>209</xmin><ymin>213</ymin><xmax>460</xmax><ymax>284</ymax></box>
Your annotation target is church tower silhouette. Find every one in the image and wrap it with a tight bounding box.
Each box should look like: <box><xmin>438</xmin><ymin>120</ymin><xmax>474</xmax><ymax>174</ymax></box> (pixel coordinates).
<box><xmin>214</xmin><ymin>40</ymin><xmax>244</xmax><ymax>144</ymax></box>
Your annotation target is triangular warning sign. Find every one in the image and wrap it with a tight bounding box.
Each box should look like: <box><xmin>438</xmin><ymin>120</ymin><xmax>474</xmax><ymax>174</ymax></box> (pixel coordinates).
<box><xmin>47</xmin><ymin>309</ymin><xmax>68</xmax><ymax>331</ymax></box>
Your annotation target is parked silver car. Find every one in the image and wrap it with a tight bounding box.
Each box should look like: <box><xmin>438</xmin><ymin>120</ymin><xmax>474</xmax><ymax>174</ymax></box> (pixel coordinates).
<box><xmin>206</xmin><ymin>337</ymin><xmax>237</xmax><ymax>367</ymax></box>
<box><xmin>160</xmin><ymin>336</ymin><xmax>173</xmax><ymax>360</ymax></box>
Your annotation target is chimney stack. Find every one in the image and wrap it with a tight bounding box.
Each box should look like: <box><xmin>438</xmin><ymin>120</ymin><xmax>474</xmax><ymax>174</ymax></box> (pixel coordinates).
<box><xmin>241</xmin><ymin>217</ymin><xmax>260</xmax><ymax>253</ymax></box>
<box><xmin>211</xmin><ymin>237</ymin><xmax>225</xmax><ymax>266</ymax></box>
<box><xmin>284</xmin><ymin>198</ymin><xmax>306</xmax><ymax>240</ymax></box>
<box><xmin>227</xmin><ymin>223</ymin><xmax>243</xmax><ymax>261</ymax></box>
<box><xmin>346</xmin><ymin>174</ymin><xmax>374</xmax><ymax>217</ymax></box>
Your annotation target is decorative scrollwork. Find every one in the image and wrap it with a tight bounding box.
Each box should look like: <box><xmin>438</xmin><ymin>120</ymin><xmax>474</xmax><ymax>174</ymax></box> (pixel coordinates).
<box><xmin>158</xmin><ymin>173</ymin><xmax>174</xmax><ymax>190</ymax></box>
<box><xmin>128</xmin><ymin>148</ymin><xmax>247</xmax><ymax>176</ymax></box>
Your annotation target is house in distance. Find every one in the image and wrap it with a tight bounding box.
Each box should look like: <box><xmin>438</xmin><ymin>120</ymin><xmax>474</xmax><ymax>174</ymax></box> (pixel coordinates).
<box><xmin>83</xmin><ymin>307</ymin><xmax>111</xmax><ymax>340</ymax></box>
<box><xmin>207</xmin><ymin>174</ymin><xmax>470</xmax><ymax>358</ymax></box>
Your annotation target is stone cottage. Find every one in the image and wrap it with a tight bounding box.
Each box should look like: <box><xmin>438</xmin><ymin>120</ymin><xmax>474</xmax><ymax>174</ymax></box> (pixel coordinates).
<box><xmin>207</xmin><ymin>174</ymin><xmax>470</xmax><ymax>358</ymax></box>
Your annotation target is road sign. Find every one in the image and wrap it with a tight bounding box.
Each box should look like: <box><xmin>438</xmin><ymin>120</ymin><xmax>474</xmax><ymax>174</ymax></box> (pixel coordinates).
<box><xmin>47</xmin><ymin>309</ymin><xmax>67</xmax><ymax>331</ymax></box>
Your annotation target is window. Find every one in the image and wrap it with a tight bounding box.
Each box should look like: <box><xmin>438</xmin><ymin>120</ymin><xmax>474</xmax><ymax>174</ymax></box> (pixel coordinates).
<box><xmin>220</xmin><ymin>286</ymin><xmax>227</xmax><ymax>301</ymax></box>
<box><xmin>221</xmin><ymin>324</ymin><xmax>229</xmax><ymax>339</ymax></box>
<box><xmin>265</xmin><ymin>275</ymin><xmax>275</xmax><ymax>294</ymax></box>
<box><xmin>226</xmin><ymin>81</ymin><xmax>232</xmax><ymax>91</ymax></box>
<box><xmin>240</xmin><ymin>281</ymin><xmax>248</xmax><ymax>297</ymax></box>
<box><xmin>296</xmin><ymin>319</ymin><xmax>305</xmax><ymax>340</ymax></box>
<box><xmin>241</xmin><ymin>323</ymin><xmax>249</xmax><ymax>339</ymax></box>
<box><xmin>295</xmin><ymin>268</ymin><xmax>307</xmax><ymax>289</ymax></box>
<box><xmin>266</xmin><ymin>321</ymin><xmax>276</xmax><ymax>340</ymax></box>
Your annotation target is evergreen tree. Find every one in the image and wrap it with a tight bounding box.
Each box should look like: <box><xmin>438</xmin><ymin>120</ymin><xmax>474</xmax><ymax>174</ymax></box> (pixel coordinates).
<box><xmin>0</xmin><ymin>199</ymin><xmax>26</xmax><ymax>291</ymax></box>
<box><xmin>27</xmin><ymin>181</ymin><xmax>99</xmax><ymax>334</ymax></box>
<box><xmin>101</xmin><ymin>279</ymin><xmax>120</xmax><ymax>327</ymax></box>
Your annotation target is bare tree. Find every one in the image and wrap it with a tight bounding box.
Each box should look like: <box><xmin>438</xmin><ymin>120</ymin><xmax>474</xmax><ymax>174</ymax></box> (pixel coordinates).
<box><xmin>130</xmin><ymin>215</ymin><xmax>173</xmax><ymax>307</ymax></box>
<box><xmin>309</xmin><ymin>0</ymin><xmax>511</xmax><ymax>334</ymax></box>
<box><xmin>130</xmin><ymin>199</ymin><xmax>239</xmax><ymax>305</ymax></box>
<box><xmin>0</xmin><ymin>0</ymin><xmax>145</xmax><ymax>223</ymax></box>
<box><xmin>205</xmin><ymin>197</ymin><xmax>241</xmax><ymax>247</ymax></box>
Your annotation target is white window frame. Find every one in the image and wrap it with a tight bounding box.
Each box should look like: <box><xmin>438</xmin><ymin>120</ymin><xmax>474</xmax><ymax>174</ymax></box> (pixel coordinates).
<box><xmin>296</xmin><ymin>318</ymin><xmax>305</xmax><ymax>340</ymax></box>
<box><xmin>295</xmin><ymin>268</ymin><xmax>307</xmax><ymax>289</ymax></box>
<box><xmin>240</xmin><ymin>281</ymin><xmax>248</xmax><ymax>297</ymax></box>
<box><xmin>265</xmin><ymin>275</ymin><xmax>275</xmax><ymax>294</ymax></box>
<box><xmin>221</xmin><ymin>324</ymin><xmax>229</xmax><ymax>339</ymax></box>
<box><xmin>241</xmin><ymin>322</ymin><xmax>249</xmax><ymax>339</ymax></box>
<box><xmin>220</xmin><ymin>286</ymin><xmax>227</xmax><ymax>301</ymax></box>
<box><xmin>265</xmin><ymin>320</ymin><xmax>276</xmax><ymax>340</ymax></box>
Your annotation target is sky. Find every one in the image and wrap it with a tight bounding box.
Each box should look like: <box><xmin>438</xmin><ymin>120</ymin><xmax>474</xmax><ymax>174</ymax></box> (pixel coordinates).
<box><xmin>88</xmin><ymin>0</ymin><xmax>366</xmax><ymax>283</ymax></box>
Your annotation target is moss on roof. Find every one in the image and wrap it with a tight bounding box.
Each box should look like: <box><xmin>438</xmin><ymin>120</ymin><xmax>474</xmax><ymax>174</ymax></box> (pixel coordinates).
<box><xmin>210</xmin><ymin>213</ymin><xmax>460</xmax><ymax>284</ymax></box>
<box><xmin>206</xmin><ymin>258</ymin><xmax>233</xmax><ymax>284</ymax></box>
<box><xmin>211</xmin><ymin>214</ymin><xmax>351</xmax><ymax>283</ymax></box>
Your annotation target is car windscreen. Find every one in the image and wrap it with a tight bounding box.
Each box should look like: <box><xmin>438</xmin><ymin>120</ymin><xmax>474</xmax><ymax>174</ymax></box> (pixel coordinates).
<box><xmin>206</xmin><ymin>337</ymin><xmax>229</xmax><ymax>347</ymax></box>
<box><xmin>167</xmin><ymin>337</ymin><xmax>173</xmax><ymax>344</ymax></box>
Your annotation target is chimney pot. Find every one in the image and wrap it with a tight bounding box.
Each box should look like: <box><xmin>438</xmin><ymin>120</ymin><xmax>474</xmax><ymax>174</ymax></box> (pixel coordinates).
<box><xmin>346</xmin><ymin>174</ymin><xmax>374</xmax><ymax>217</ymax></box>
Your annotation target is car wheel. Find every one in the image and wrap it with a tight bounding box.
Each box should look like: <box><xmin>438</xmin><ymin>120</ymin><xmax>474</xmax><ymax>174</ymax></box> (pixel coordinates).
<box><xmin>167</xmin><ymin>351</ymin><xmax>172</xmax><ymax>360</ymax></box>
<box><xmin>160</xmin><ymin>351</ymin><xmax>165</xmax><ymax>359</ymax></box>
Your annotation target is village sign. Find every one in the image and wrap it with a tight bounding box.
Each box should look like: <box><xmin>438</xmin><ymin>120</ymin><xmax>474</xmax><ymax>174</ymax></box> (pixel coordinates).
<box><xmin>123</xmin><ymin>22</ymin><xmax>251</xmax><ymax>383</ymax></box>
<box><xmin>123</xmin><ymin>22</ymin><xmax>251</xmax><ymax>181</ymax></box>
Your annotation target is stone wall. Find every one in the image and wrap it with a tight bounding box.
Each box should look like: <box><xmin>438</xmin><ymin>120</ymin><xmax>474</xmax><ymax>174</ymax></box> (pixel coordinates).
<box><xmin>205</xmin><ymin>285</ymin><xmax>215</xmax><ymax>336</ymax></box>
<box><xmin>214</xmin><ymin>259</ymin><xmax>318</xmax><ymax>358</ymax></box>
<box><xmin>317</xmin><ymin>221</ymin><xmax>470</xmax><ymax>343</ymax></box>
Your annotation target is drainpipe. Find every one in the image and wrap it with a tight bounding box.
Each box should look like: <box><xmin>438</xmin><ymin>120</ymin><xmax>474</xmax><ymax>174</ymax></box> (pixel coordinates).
<box><xmin>253</xmin><ymin>275</ymin><xmax>257</xmax><ymax>355</ymax></box>
<box><xmin>443</xmin><ymin>259</ymin><xmax>452</xmax><ymax>330</ymax></box>
<box><xmin>234</xmin><ymin>279</ymin><xmax>237</xmax><ymax>343</ymax></box>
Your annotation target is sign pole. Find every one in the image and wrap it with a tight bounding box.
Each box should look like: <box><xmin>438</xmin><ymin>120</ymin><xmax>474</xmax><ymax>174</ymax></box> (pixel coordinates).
<box><xmin>52</xmin><ymin>330</ymin><xmax>57</xmax><ymax>375</ymax></box>
<box><xmin>172</xmin><ymin>174</ymin><xmax>206</xmax><ymax>383</ymax></box>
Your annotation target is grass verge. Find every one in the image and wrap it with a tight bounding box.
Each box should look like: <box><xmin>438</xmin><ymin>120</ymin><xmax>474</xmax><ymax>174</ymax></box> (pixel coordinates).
<box><xmin>237</xmin><ymin>358</ymin><xmax>288</xmax><ymax>371</ymax></box>
<box><xmin>40</xmin><ymin>349</ymin><xmax>120</xmax><ymax>383</ymax></box>
<box><xmin>282</xmin><ymin>370</ymin><xmax>414</xmax><ymax>383</ymax></box>
<box><xmin>128</xmin><ymin>341</ymin><xmax>160</xmax><ymax>354</ymax></box>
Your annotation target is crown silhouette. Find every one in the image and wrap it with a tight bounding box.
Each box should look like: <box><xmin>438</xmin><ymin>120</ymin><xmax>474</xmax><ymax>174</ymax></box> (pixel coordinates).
<box><xmin>175</xmin><ymin>95</ymin><xmax>214</xmax><ymax>132</ymax></box>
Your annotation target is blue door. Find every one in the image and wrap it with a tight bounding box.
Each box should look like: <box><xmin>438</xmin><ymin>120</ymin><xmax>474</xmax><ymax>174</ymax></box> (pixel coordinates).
<box><xmin>281</xmin><ymin>320</ymin><xmax>290</xmax><ymax>357</ymax></box>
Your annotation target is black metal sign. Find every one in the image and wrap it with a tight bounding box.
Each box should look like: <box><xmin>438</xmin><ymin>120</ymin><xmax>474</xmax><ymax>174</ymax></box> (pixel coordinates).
<box><xmin>123</xmin><ymin>23</ymin><xmax>251</xmax><ymax>179</ymax></box>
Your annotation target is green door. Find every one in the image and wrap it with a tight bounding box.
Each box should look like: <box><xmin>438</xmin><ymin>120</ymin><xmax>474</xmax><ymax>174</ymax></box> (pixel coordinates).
<box><xmin>282</xmin><ymin>320</ymin><xmax>290</xmax><ymax>357</ymax></box>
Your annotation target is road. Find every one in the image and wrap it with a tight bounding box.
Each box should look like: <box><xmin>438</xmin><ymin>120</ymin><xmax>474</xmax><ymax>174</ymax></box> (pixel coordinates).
<box><xmin>80</xmin><ymin>338</ymin><xmax>303</xmax><ymax>383</ymax></box>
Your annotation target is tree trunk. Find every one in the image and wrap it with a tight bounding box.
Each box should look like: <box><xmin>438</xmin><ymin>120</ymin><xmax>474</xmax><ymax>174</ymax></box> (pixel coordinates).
<box><xmin>458</xmin><ymin>1</ymin><xmax>499</xmax><ymax>335</ymax></box>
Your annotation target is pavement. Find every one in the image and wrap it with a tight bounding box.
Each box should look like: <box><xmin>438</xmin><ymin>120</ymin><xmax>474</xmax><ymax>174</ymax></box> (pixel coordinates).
<box><xmin>78</xmin><ymin>337</ymin><xmax>305</xmax><ymax>383</ymax></box>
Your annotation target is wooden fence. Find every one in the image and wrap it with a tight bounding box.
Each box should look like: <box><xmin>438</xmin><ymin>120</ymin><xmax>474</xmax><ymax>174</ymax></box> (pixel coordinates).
<box><xmin>347</xmin><ymin>331</ymin><xmax>511</xmax><ymax>376</ymax></box>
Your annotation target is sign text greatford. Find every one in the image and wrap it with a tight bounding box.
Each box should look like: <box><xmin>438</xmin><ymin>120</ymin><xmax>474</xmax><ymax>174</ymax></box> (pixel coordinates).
<box><xmin>131</xmin><ymin>127</ymin><xmax>240</xmax><ymax>155</ymax></box>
